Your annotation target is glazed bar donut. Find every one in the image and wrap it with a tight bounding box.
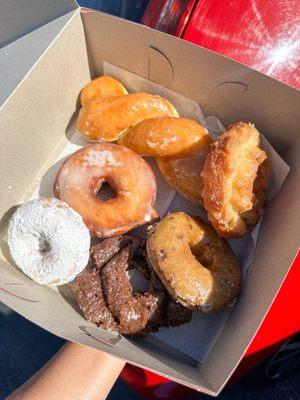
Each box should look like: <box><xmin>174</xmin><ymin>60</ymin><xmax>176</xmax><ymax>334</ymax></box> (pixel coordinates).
<box><xmin>119</xmin><ymin>117</ymin><xmax>211</xmax><ymax>158</ymax></box>
<box><xmin>202</xmin><ymin>122</ymin><xmax>269</xmax><ymax>238</ymax></box>
<box><xmin>77</xmin><ymin>93</ymin><xmax>178</xmax><ymax>142</ymax></box>
<box><xmin>147</xmin><ymin>212</ymin><xmax>241</xmax><ymax>311</ymax></box>
<box><xmin>80</xmin><ymin>76</ymin><xmax>128</xmax><ymax>105</ymax></box>
<box><xmin>156</xmin><ymin>133</ymin><xmax>212</xmax><ymax>204</ymax></box>
<box><xmin>54</xmin><ymin>143</ymin><xmax>157</xmax><ymax>237</ymax></box>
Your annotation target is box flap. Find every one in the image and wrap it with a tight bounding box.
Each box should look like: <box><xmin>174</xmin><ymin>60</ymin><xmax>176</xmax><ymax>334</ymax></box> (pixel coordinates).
<box><xmin>0</xmin><ymin>0</ymin><xmax>78</xmax><ymax>48</ymax></box>
<box><xmin>0</xmin><ymin>10</ymin><xmax>90</xmax><ymax>223</ymax></box>
<box><xmin>0</xmin><ymin>10</ymin><xmax>77</xmax><ymax>107</ymax></box>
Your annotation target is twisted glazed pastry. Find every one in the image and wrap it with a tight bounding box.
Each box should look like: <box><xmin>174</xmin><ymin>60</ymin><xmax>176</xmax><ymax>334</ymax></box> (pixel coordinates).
<box><xmin>77</xmin><ymin>77</ymin><xmax>178</xmax><ymax>142</ymax></box>
<box><xmin>80</xmin><ymin>76</ymin><xmax>128</xmax><ymax>105</ymax></box>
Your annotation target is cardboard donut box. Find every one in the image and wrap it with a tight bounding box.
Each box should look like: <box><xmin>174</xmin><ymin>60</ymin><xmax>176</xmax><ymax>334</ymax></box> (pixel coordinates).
<box><xmin>0</xmin><ymin>0</ymin><xmax>299</xmax><ymax>396</ymax></box>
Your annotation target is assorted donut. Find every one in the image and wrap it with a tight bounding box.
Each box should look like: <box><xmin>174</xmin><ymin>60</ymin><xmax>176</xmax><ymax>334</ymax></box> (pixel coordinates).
<box><xmin>202</xmin><ymin>122</ymin><xmax>269</xmax><ymax>237</ymax></box>
<box><xmin>119</xmin><ymin>116</ymin><xmax>211</xmax><ymax>158</ymax></box>
<box><xmin>147</xmin><ymin>212</ymin><xmax>241</xmax><ymax>311</ymax></box>
<box><xmin>54</xmin><ymin>143</ymin><xmax>157</xmax><ymax>237</ymax></box>
<box><xmin>8</xmin><ymin>198</ymin><xmax>90</xmax><ymax>286</ymax></box>
<box><xmin>7</xmin><ymin>76</ymin><xmax>270</xmax><ymax>337</ymax></box>
<box><xmin>72</xmin><ymin>235</ymin><xmax>192</xmax><ymax>336</ymax></box>
<box><xmin>77</xmin><ymin>80</ymin><xmax>178</xmax><ymax>142</ymax></box>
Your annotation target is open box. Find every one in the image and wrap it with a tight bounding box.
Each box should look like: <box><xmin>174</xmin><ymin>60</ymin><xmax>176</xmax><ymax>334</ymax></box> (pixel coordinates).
<box><xmin>0</xmin><ymin>0</ymin><xmax>299</xmax><ymax>396</ymax></box>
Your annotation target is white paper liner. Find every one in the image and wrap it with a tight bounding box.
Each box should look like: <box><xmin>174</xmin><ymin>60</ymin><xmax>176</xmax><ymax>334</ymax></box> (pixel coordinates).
<box><xmin>103</xmin><ymin>63</ymin><xmax>290</xmax><ymax>363</ymax></box>
<box><xmin>28</xmin><ymin>62</ymin><xmax>289</xmax><ymax>364</ymax></box>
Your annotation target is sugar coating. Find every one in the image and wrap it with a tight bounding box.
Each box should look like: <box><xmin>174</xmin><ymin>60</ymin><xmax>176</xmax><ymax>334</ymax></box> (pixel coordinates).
<box><xmin>161</xmin><ymin>136</ymin><xmax>177</xmax><ymax>148</ymax></box>
<box><xmin>85</xmin><ymin>150</ymin><xmax>121</xmax><ymax>167</ymax></box>
<box><xmin>8</xmin><ymin>198</ymin><xmax>90</xmax><ymax>285</ymax></box>
<box><xmin>145</xmin><ymin>136</ymin><xmax>177</xmax><ymax>150</ymax></box>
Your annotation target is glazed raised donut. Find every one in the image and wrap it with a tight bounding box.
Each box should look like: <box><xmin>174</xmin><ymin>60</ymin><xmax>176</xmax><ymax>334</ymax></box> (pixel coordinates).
<box><xmin>80</xmin><ymin>76</ymin><xmax>128</xmax><ymax>105</ymax></box>
<box><xmin>8</xmin><ymin>198</ymin><xmax>90</xmax><ymax>285</ymax></box>
<box><xmin>156</xmin><ymin>134</ymin><xmax>212</xmax><ymax>204</ymax></box>
<box><xmin>77</xmin><ymin>93</ymin><xmax>178</xmax><ymax>142</ymax></box>
<box><xmin>202</xmin><ymin>122</ymin><xmax>269</xmax><ymax>237</ymax></box>
<box><xmin>147</xmin><ymin>212</ymin><xmax>241</xmax><ymax>311</ymax></box>
<box><xmin>119</xmin><ymin>117</ymin><xmax>210</xmax><ymax>158</ymax></box>
<box><xmin>54</xmin><ymin>143</ymin><xmax>157</xmax><ymax>237</ymax></box>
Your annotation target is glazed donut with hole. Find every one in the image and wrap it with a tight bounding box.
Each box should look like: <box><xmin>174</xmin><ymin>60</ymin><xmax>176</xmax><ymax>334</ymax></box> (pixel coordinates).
<box><xmin>54</xmin><ymin>143</ymin><xmax>157</xmax><ymax>237</ymax></box>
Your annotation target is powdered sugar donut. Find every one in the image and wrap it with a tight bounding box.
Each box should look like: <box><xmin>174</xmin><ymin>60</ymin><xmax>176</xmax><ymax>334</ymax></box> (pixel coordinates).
<box><xmin>8</xmin><ymin>197</ymin><xmax>90</xmax><ymax>285</ymax></box>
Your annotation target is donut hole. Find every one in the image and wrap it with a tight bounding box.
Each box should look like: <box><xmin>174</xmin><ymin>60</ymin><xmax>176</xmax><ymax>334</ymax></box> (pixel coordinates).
<box><xmin>128</xmin><ymin>269</ymin><xmax>149</xmax><ymax>293</ymax></box>
<box><xmin>190</xmin><ymin>241</ymin><xmax>214</xmax><ymax>269</ymax></box>
<box><xmin>38</xmin><ymin>236</ymin><xmax>51</xmax><ymax>254</ymax></box>
<box><xmin>96</xmin><ymin>181</ymin><xmax>117</xmax><ymax>201</ymax></box>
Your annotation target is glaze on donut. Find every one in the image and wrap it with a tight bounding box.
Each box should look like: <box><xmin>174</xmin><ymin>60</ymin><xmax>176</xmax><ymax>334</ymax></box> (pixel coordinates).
<box><xmin>202</xmin><ymin>122</ymin><xmax>269</xmax><ymax>237</ymax></box>
<box><xmin>119</xmin><ymin>117</ymin><xmax>211</xmax><ymax>157</ymax></box>
<box><xmin>156</xmin><ymin>134</ymin><xmax>212</xmax><ymax>204</ymax></box>
<box><xmin>77</xmin><ymin>93</ymin><xmax>178</xmax><ymax>142</ymax></box>
<box><xmin>54</xmin><ymin>143</ymin><xmax>157</xmax><ymax>237</ymax></box>
<box><xmin>80</xmin><ymin>76</ymin><xmax>128</xmax><ymax>106</ymax></box>
<box><xmin>147</xmin><ymin>212</ymin><xmax>241</xmax><ymax>311</ymax></box>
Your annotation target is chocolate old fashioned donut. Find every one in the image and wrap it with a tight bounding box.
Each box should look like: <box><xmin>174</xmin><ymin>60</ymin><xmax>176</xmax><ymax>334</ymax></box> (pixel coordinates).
<box><xmin>72</xmin><ymin>236</ymin><xmax>192</xmax><ymax>336</ymax></box>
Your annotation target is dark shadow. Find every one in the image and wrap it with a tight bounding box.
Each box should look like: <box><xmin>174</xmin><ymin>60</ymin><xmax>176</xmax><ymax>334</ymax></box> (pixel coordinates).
<box><xmin>57</xmin><ymin>283</ymin><xmax>83</xmax><ymax>316</ymax></box>
<box><xmin>64</xmin><ymin>91</ymin><xmax>88</xmax><ymax>146</ymax></box>
<box><xmin>57</xmin><ymin>284</ymin><xmax>122</xmax><ymax>348</ymax></box>
<box><xmin>127</xmin><ymin>334</ymin><xmax>198</xmax><ymax>368</ymax></box>
<box><xmin>0</xmin><ymin>311</ymin><xmax>64</xmax><ymax>399</ymax></box>
<box><xmin>96</xmin><ymin>181</ymin><xmax>117</xmax><ymax>201</ymax></box>
<box><xmin>78</xmin><ymin>325</ymin><xmax>121</xmax><ymax>347</ymax></box>
<box><xmin>0</xmin><ymin>205</ymin><xmax>20</xmax><ymax>266</ymax></box>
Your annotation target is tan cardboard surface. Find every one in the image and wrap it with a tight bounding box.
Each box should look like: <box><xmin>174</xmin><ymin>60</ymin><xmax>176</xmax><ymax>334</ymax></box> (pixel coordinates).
<box><xmin>0</xmin><ymin>10</ymin><xmax>88</xmax><ymax>222</ymax></box>
<box><xmin>100</xmin><ymin>61</ymin><xmax>289</xmax><ymax>365</ymax></box>
<box><xmin>0</xmin><ymin>9</ymin><xmax>299</xmax><ymax>395</ymax></box>
<box><xmin>0</xmin><ymin>11</ymin><xmax>77</xmax><ymax>106</ymax></box>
